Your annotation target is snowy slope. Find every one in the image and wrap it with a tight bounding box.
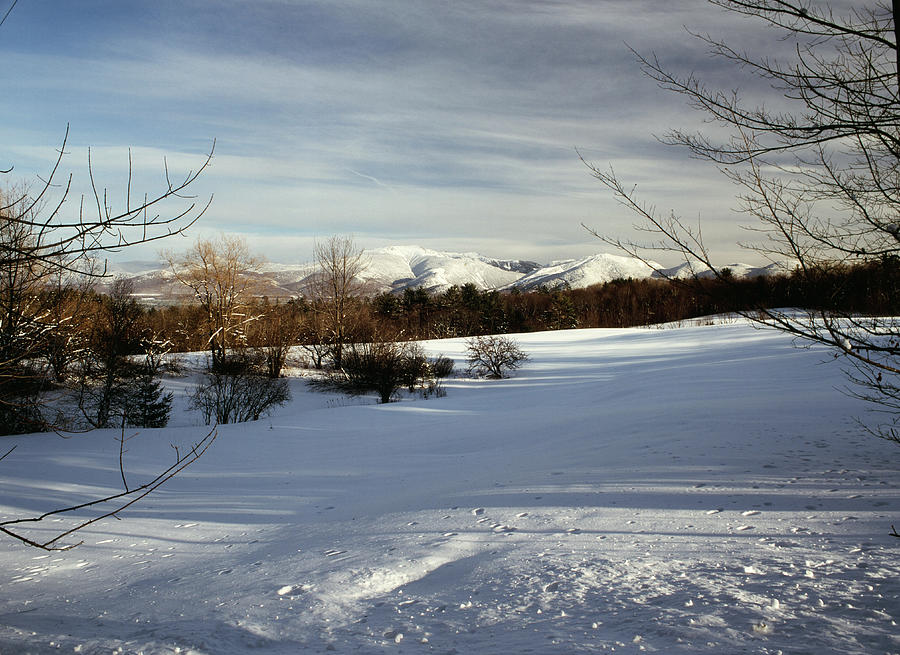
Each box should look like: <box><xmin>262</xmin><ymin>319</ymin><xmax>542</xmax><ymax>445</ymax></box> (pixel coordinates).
<box><xmin>1</xmin><ymin>320</ymin><xmax>898</xmax><ymax>654</ymax></box>
<box><xmin>507</xmin><ymin>252</ymin><xmax>662</xmax><ymax>290</ymax></box>
<box><xmin>356</xmin><ymin>245</ymin><xmax>531</xmax><ymax>294</ymax></box>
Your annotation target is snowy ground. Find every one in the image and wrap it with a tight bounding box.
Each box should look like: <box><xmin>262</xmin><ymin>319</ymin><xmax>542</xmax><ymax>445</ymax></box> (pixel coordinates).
<box><xmin>0</xmin><ymin>320</ymin><xmax>898</xmax><ymax>654</ymax></box>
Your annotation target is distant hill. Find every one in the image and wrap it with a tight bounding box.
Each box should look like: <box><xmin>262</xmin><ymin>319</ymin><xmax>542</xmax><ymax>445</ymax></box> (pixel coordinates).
<box><xmin>105</xmin><ymin>246</ymin><xmax>788</xmax><ymax>303</ymax></box>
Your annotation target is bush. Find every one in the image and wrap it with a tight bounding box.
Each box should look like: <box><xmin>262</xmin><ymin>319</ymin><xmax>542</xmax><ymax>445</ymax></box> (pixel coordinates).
<box><xmin>400</xmin><ymin>344</ymin><xmax>430</xmax><ymax>392</ymax></box>
<box><xmin>429</xmin><ymin>355</ymin><xmax>455</xmax><ymax>379</ymax></box>
<box><xmin>189</xmin><ymin>351</ymin><xmax>291</xmax><ymax>424</ymax></box>
<box><xmin>338</xmin><ymin>341</ymin><xmax>413</xmax><ymax>404</ymax></box>
<box><xmin>311</xmin><ymin>340</ymin><xmax>447</xmax><ymax>404</ymax></box>
<box><xmin>465</xmin><ymin>335</ymin><xmax>529</xmax><ymax>379</ymax></box>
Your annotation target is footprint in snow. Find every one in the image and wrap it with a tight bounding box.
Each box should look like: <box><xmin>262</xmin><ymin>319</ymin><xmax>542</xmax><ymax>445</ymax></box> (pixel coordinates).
<box><xmin>472</xmin><ymin>508</ymin><xmax>485</xmax><ymax>516</ymax></box>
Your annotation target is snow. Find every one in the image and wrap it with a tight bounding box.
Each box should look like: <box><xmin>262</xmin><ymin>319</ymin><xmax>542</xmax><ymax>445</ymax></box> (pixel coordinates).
<box><xmin>360</xmin><ymin>246</ymin><xmax>525</xmax><ymax>293</ymax></box>
<box><xmin>1</xmin><ymin>320</ymin><xmax>899</xmax><ymax>654</ymax></box>
<box><xmin>509</xmin><ymin>253</ymin><xmax>662</xmax><ymax>290</ymax></box>
<box><xmin>656</xmin><ymin>260</ymin><xmax>794</xmax><ymax>280</ymax></box>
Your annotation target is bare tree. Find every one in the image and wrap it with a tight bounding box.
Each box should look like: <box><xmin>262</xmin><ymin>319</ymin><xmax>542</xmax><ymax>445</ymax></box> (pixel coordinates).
<box><xmin>246</xmin><ymin>298</ymin><xmax>304</xmax><ymax>378</ymax></box>
<box><xmin>465</xmin><ymin>335</ymin><xmax>529</xmax><ymax>379</ymax></box>
<box><xmin>166</xmin><ymin>233</ymin><xmax>263</xmax><ymax>372</ymax></box>
<box><xmin>0</xmin><ymin>128</ymin><xmax>215</xmax><ymax>548</ymax></box>
<box><xmin>586</xmin><ymin>1</ymin><xmax>900</xmax><ymax>442</ymax></box>
<box><xmin>40</xmin><ymin>271</ymin><xmax>92</xmax><ymax>383</ymax></box>
<box><xmin>308</xmin><ymin>235</ymin><xmax>368</xmax><ymax>369</ymax></box>
<box><xmin>298</xmin><ymin>310</ymin><xmax>330</xmax><ymax>370</ymax></box>
<box><xmin>76</xmin><ymin>277</ymin><xmax>145</xmax><ymax>429</ymax></box>
<box><xmin>0</xmin><ymin>185</ymin><xmax>57</xmax><ymax>432</ymax></box>
<box><xmin>3</xmin><ymin>126</ymin><xmax>212</xmax><ymax>276</ymax></box>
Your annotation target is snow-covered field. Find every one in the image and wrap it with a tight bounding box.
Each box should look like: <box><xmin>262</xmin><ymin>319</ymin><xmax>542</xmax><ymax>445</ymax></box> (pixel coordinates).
<box><xmin>1</xmin><ymin>321</ymin><xmax>898</xmax><ymax>654</ymax></box>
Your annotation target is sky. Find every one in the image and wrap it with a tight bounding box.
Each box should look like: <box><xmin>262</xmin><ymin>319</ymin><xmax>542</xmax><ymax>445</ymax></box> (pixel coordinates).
<box><xmin>1</xmin><ymin>0</ymin><xmax>795</xmax><ymax>266</ymax></box>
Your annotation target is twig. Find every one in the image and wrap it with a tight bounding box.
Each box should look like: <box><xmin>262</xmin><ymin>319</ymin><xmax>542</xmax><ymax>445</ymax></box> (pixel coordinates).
<box><xmin>0</xmin><ymin>427</ymin><xmax>217</xmax><ymax>551</ymax></box>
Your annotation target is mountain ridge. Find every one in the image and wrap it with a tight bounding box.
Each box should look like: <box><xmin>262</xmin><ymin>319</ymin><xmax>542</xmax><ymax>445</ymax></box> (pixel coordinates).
<box><xmin>107</xmin><ymin>245</ymin><xmax>790</xmax><ymax>302</ymax></box>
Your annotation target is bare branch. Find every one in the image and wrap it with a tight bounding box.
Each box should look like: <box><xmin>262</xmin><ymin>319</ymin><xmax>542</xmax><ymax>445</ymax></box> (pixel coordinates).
<box><xmin>0</xmin><ymin>427</ymin><xmax>217</xmax><ymax>551</ymax></box>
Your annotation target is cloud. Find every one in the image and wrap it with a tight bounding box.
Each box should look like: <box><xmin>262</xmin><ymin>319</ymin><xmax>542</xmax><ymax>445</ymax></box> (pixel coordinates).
<box><xmin>1</xmin><ymin>0</ymin><xmax>787</xmax><ymax>266</ymax></box>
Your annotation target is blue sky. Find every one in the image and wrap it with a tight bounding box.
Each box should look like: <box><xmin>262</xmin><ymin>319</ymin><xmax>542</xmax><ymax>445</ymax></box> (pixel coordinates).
<box><xmin>2</xmin><ymin>0</ymin><xmax>780</xmax><ymax>265</ymax></box>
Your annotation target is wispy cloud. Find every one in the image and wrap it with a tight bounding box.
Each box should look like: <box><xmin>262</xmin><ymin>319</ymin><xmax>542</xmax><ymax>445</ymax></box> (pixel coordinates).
<box><xmin>1</xmin><ymin>0</ymin><xmax>780</xmax><ymax>264</ymax></box>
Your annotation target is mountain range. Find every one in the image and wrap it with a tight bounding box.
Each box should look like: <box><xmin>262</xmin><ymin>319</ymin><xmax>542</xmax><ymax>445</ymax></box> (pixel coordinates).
<box><xmin>107</xmin><ymin>245</ymin><xmax>789</xmax><ymax>302</ymax></box>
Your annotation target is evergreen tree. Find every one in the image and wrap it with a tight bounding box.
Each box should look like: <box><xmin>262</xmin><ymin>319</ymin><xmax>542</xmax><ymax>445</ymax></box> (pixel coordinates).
<box><xmin>125</xmin><ymin>372</ymin><xmax>173</xmax><ymax>428</ymax></box>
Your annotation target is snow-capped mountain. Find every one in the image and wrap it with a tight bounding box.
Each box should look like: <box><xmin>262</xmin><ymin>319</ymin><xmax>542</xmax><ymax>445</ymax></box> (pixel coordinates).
<box><xmin>106</xmin><ymin>246</ymin><xmax>784</xmax><ymax>302</ymax></box>
<box><xmin>655</xmin><ymin>260</ymin><xmax>791</xmax><ymax>280</ymax></box>
<box><xmin>358</xmin><ymin>246</ymin><xmax>540</xmax><ymax>294</ymax></box>
<box><xmin>506</xmin><ymin>253</ymin><xmax>662</xmax><ymax>291</ymax></box>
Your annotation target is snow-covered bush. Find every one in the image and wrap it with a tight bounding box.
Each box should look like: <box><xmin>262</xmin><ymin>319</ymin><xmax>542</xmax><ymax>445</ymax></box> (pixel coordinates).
<box><xmin>465</xmin><ymin>335</ymin><xmax>528</xmax><ymax>379</ymax></box>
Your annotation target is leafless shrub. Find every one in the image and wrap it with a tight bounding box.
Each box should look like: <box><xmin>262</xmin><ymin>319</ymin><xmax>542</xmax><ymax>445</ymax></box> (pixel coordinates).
<box><xmin>311</xmin><ymin>339</ymin><xmax>446</xmax><ymax>404</ymax></box>
<box><xmin>189</xmin><ymin>351</ymin><xmax>291</xmax><ymax>424</ymax></box>
<box><xmin>465</xmin><ymin>335</ymin><xmax>528</xmax><ymax>379</ymax></box>
<box><xmin>429</xmin><ymin>354</ymin><xmax>455</xmax><ymax>379</ymax></box>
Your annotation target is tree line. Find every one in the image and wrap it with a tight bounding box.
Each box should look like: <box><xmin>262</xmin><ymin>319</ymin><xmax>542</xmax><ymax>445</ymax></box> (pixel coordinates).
<box><xmin>145</xmin><ymin>254</ymin><xmax>900</xmax><ymax>345</ymax></box>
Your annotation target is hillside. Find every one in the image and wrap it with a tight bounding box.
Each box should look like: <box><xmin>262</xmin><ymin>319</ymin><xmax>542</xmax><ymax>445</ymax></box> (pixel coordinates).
<box><xmin>0</xmin><ymin>320</ymin><xmax>897</xmax><ymax>653</ymax></box>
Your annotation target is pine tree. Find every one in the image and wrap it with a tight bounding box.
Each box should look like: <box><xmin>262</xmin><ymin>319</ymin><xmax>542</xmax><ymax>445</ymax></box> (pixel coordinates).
<box><xmin>125</xmin><ymin>372</ymin><xmax>173</xmax><ymax>428</ymax></box>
